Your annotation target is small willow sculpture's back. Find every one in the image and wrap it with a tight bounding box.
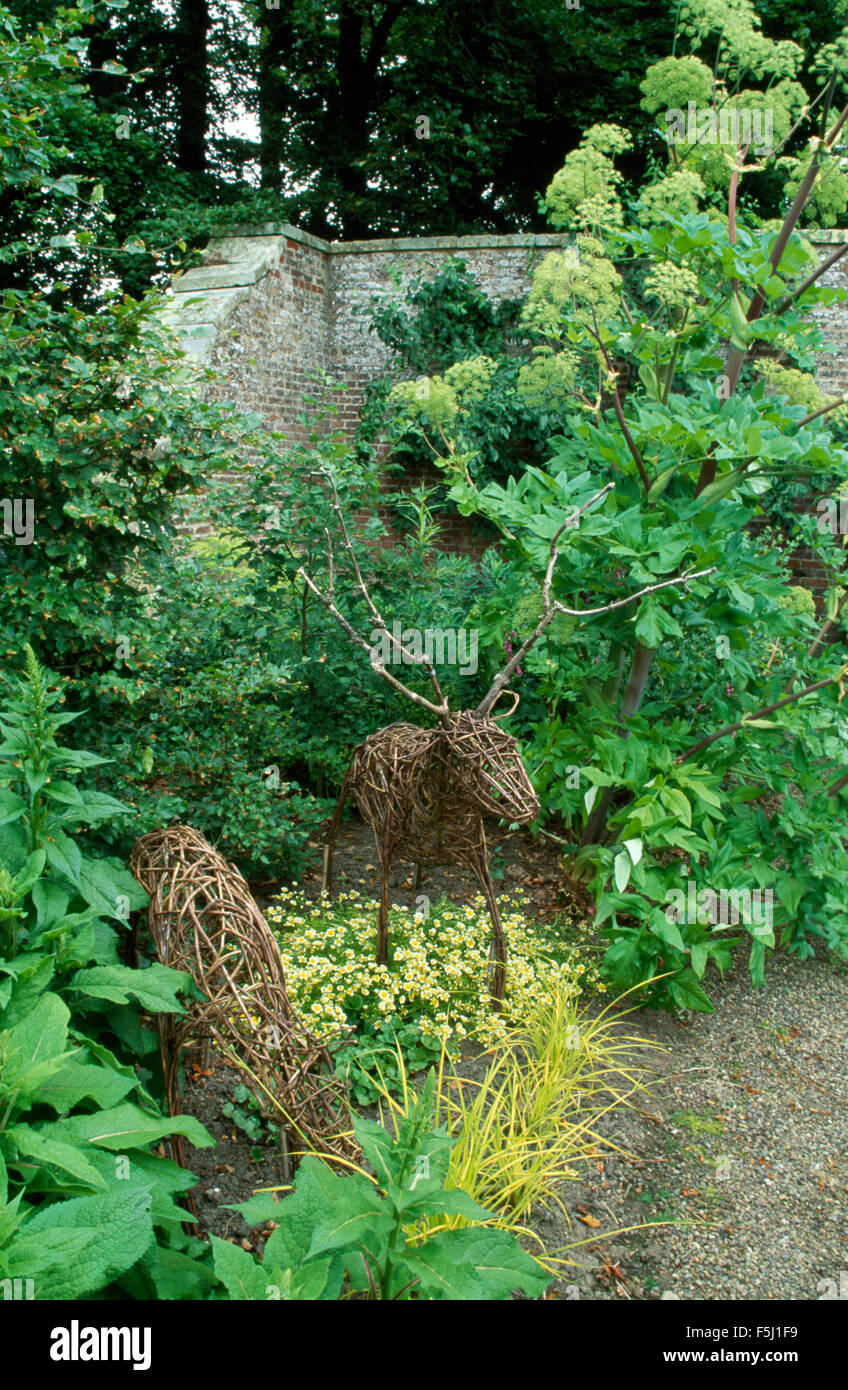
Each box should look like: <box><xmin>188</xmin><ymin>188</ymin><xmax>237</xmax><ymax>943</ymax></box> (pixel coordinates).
<box><xmin>131</xmin><ymin>824</ymin><xmax>357</xmax><ymax>1172</ymax></box>
<box><xmin>299</xmin><ymin>471</ymin><xmax>713</xmax><ymax>1005</ymax></box>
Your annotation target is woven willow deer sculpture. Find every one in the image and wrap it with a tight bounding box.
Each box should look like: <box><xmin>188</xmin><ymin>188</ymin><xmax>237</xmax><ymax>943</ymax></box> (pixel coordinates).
<box><xmin>299</xmin><ymin>473</ymin><xmax>713</xmax><ymax>1005</ymax></box>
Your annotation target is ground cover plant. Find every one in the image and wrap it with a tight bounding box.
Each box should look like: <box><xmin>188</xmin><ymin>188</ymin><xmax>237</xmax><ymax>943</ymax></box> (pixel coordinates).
<box><xmin>210</xmin><ymin>1069</ymin><xmax>552</xmax><ymax>1301</ymax></box>
<box><xmin>381</xmin><ymin>979</ymin><xmax>659</xmax><ymax>1237</ymax></box>
<box><xmin>265</xmin><ymin>887</ymin><xmax>603</xmax><ymax>1105</ymax></box>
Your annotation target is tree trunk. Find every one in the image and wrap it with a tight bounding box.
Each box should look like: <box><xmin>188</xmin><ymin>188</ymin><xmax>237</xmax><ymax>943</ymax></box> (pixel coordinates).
<box><xmin>176</xmin><ymin>0</ymin><xmax>209</xmax><ymax>173</ymax></box>
<box><xmin>258</xmin><ymin>4</ymin><xmax>294</xmax><ymax>191</ymax></box>
<box><xmin>327</xmin><ymin>2</ymin><xmax>411</xmax><ymax>238</ymax></box>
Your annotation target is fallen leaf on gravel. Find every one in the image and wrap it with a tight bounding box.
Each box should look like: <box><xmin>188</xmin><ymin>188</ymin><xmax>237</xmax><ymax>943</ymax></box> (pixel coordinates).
<box><xmin>579</xmin><ymin>1214</ymin><xmax>602</xmax><ymax>1228</ymax></box>
<box><xmin>214</xmin><ymin>1163</ymin><xmax>234</xmax><ymax>1174</ymax></box>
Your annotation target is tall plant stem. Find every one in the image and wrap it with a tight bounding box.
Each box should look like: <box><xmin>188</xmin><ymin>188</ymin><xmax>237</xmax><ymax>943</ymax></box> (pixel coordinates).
<box><xmin>694</xmin><ymin>81</ymin><xmax>848</xmax><ymax>499</ymax></box>
<box><xmin>580</xmin><ymin>642</ymin><xmax>658</xmax><ymax>846</ymax></box>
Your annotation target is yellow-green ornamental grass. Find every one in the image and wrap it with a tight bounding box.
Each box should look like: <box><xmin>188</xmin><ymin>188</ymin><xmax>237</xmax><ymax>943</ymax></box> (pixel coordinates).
<box><xmin>368</xmin><ymin>983</ymin><xmax>661</xmax><ymax>1276</ymax></box>
<box><xmin>264</xmin><ymin>887</ymin><xmax>604</xmax><ymax>1052</ymax></box>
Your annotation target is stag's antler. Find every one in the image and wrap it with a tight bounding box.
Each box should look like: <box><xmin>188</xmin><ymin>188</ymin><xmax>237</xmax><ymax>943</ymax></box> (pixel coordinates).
<box><xmin>296</xmin><ymin>470</ymin><xmax>451</xmax><ymax>720</ymax></box>
<box><xmin>475</xmin><ymin>482</ymin><xmax>716</xmax><ymax>715</ymax></box>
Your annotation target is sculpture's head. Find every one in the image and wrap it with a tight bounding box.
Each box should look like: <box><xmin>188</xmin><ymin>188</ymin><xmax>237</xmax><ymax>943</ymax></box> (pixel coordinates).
<box><xmin>444</xmin><ymin>709</ymin><xmax>540</xmax><ymax>825</ymax></box>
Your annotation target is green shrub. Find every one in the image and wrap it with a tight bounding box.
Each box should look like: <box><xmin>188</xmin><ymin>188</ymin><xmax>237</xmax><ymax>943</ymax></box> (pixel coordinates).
<box><xmin>212</xmin><ymin>1070</ymin><xmax>551</xmax><ymax>1301</ymax></box>
<box><xmin>0</xmin><ymin>646</ymin><xmax>217</xmax><ymax>1300</ymax></box>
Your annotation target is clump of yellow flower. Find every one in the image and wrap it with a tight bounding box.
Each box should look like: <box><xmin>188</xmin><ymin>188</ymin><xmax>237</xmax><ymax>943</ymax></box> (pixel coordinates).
<box><xmin>754</xmin><ymin>358</ymin><xmax>848</xmax><ymax>421</ymax></box>
<box><xmin>643</xmin><ymin>260</ymin><xmax>702</xmax><ymax>311</ymax></box>
<box><xmin>264</xmin><ymin>888</ymin><xmax>602</xmax><ymax>1052</ymax></box>
<box><xmin>521</xmin><ymin>239</ymin><xmax>622</xmax><ymax>339</ymax></box>
<box><xmin>388</xmin><ymin>355</ymin><xmax>498</xmax><ymax>432</ymax></box>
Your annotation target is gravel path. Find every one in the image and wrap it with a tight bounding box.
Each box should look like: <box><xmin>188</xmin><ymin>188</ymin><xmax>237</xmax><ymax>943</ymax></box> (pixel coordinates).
<box><xmin>544</xmin><ymin>946</ymin><xmax>848</xmax><ymax>1301</ymax></box>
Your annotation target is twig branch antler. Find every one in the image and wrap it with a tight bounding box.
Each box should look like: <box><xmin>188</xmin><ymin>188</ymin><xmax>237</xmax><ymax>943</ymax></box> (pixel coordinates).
<box><xmin>296</xmin><ymin>469</ymin><xmax>451</xmax><ymax>719</ymax></box>
<box><xmin>296</xmin><ymin>470</ymin><xmax>716</xmax><ymax>723</ymax></box>
<box><xmin>475</xmin><ymin>481</ymin><xmax>716</xmax><ymax>715</ymax></box>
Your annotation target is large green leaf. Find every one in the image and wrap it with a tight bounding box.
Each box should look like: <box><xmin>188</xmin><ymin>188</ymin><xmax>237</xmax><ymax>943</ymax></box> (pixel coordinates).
<box><xmin>0</xmin><ymin>790</ymin><xmax>27</xmax><ymax>826</ymax></box>
<box><xmin>232</xmin><ymin>1192</ymin><xmax>289</xmax><ymax>1226</ymax></box>
<box><xmin>43</xmin><ymin>829</ymin><xmax>82</xmax><ymax>887</ymax></box>
<box><xmin>52</xmin><ymin>1102</ymin><xmax>214</xmax><ymax>1152</ymax></box>
<box><xmin>306</xmin><ymin>1186</ymin><xmax>394</xmax><ymax>1260</ymax></box>
<box><xmin>394</xmin><ymin>1181</ymin><xmax>492</xmax><ymax>1222</ymax></box>
<box><xmin>36</xmin><ymin>1058</ymin><xmax>137</xmax><ymax>1113</ymax></box>
<box><xmin>402</xmin><ymin>1227</ymin><xmax>550</xmax><ymax>1300</ymax></box>
<box><xmin>264</xmin><ymin>1256</ymin><xmax>341</xmax><ymax>1301</ymax></box>
<box><xmin>76</xmin><ymin>856</ymin><xmax>148</xmax><ymax>919</ymax></box>
<box><xmin>352</xmin><ymin>1114</ymin><xmax>396</xmax><ymax>1185</ymax></box>
<box><xmin>31</xmin><ymin>879</ymin><xmax>70</xmax><ymax>930</ymax></box>
<box><xmin>0</xmin><ymin>819</ymin><xmax>28</xmax><ymax>876</ymax></box>
<box><xmin>6</xmin><ymin>1186</ymin><xmax>156</xmax><ymax>1298</ymax></box>
<box><xmin>210</xmin><ymin>1235</ymin><xmax>267</xmax><ymax>1300</ymax></box>
<box><xmin>0</xmin><ymin>954</ymin><xmax>56</xmax><ymax>1026</ymax></box>
<box><xmin>0</xmin><ymin>993</ymin><xmax>72</xmax><ymax>1101</ymax></box>
<box><xmin>132</xmin><ymin>1243</ymin><xmax>218</xmax><ymax>1301</ymax></box>
<box><xmin>3</xmin><ymin>1126</ymin><xmax>107</xmax><ymax>1190</ymax></box>
<box><xmin>68</xmin><ymin>962</ymin><xmax>190</xmax><ymax>1014</ymax></box>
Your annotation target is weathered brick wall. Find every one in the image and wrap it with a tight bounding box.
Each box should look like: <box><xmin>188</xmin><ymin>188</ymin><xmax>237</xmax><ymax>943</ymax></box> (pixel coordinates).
<box><xmin>765</xmin><ymin>230</ymin><xmax>848</xmax><ymax>611</ymax></box>
<box><xmin>162</xmin><ymin>224</ymin><xmax>567</xmax><ymax>555</ymax></box>
<box><xmin>164</xmin><ymin>225</ymin><xmax>565</xmax><ymax>424</ymax></box>
<box><xmin>162</xmin><ymin>224</ymin><xmax>848</xmax><ymax>588</ymax></box>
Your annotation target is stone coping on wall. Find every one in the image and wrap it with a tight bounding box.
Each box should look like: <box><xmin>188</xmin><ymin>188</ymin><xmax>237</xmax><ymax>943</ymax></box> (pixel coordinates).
<box><xmin>158</xmin><ymin>220</ymin><xmax>848</xmax><ymax>365</ymax></box>
<box><xmin>806</xmin><ymin>228</ymin><xmax>848</xmax><ymax>244</ymax></box>
<box><xmin>160</xmin><ymin>235</ymin><xmax>289</xmax><ymax>361</ymax></box>
<box><xmin>160</xmin><ymin>223</ymin><xmax>571</xmax><ymax>362</ymax></box>
<box><xmin>209</xmin><ymin>221</ymin><xmax>571</xmax><ymax>254</ymax></box>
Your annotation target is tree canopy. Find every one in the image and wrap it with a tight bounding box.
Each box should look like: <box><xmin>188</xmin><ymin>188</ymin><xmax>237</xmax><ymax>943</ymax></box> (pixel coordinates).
<box><xmin>5</xmin><ymin>0</ymin><xmax>848</xmax><ymax>303</ymax></box>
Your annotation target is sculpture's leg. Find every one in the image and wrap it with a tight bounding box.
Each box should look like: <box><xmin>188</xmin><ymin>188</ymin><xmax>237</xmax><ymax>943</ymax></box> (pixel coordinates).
<box><xmin>377</xmin><ymin>844</ymin><xmax>393</xmax><ymax>965</ymax></box>
<box><xmin>470</xmin><ymin>850</ymin><xmax>507</xmax><ymax>1008</ymax></box>
<box><xmin>323</xmin><ymin>766</ymin><xmax>353</xmax><ymax>895</ymax></box>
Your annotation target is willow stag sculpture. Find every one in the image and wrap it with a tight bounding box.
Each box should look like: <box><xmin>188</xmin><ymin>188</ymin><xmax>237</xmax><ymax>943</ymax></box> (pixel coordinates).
<box><xmin>299</xmin><ymin>473</ymin><xmax>713</xmax><ymax>1004</ymax></box>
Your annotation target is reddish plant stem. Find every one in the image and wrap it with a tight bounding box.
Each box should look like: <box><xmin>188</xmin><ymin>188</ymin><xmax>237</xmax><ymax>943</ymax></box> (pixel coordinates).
<box><xmin>676</xmin><ymin>671</ymin><xmax>845</xmax><ymax>764</ymax></box>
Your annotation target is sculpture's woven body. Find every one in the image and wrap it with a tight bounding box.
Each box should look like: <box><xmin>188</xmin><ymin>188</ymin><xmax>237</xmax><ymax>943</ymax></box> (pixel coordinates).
<box><xmin>130</xmin><ymin>825</ymin><xmax>357</xmax><ymax>1175</ymax></box>
<box><xmin>324</xmin><ymin>714</ymin><xmax>540</xmax><ymax>1001</ymax></box>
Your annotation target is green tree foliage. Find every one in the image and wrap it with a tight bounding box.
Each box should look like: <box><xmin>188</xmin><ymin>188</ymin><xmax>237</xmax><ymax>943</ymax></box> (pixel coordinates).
<box><xmin>6</xmin><ymin>0</ymin><xmax>848</xmax><ymax>298</ymax></box>
<box><xmin>0</xmin><ymin>287</ymin><xmax>254</xmax><ymax>681</ymax></box>
<box><xmin>376</xmin><ymin>11</ymin><xmax>848</xmax><ymax>1007</ymax></box>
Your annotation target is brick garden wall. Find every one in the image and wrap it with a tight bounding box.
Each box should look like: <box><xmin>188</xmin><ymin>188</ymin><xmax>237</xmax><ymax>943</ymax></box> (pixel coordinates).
<box><xmin>769</xmin><ymin>229</ymin><xmax>848</xmax><ymax>609</ymax></box>
<box><xmin>162</xmin><ymin>225</ymin><xmax>567</xmax><ymax>556</ymax></box>
<box><xmin>162</xmin><ymin>223</ymin><xmax>848</xmax><ymax>597</ymax></box>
